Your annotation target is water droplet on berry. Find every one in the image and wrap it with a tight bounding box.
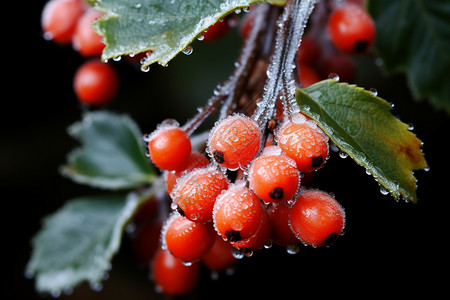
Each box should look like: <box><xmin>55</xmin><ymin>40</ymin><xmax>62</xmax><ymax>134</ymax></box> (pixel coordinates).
<box><xmin>182</xmin><ymin>45</ymin><xmax>193</xmax><ymax>55</ymax></box>
<box><xmin>243</xmin><ymin>6</ymin><xmax>250</xmax><ymax>13</ymax></box>
<box><xmin>369</xmin><ymin>88</ymin><xmax>378</xmax><ymax>96</ymax></box>
<box><xmin>264</xmin><ymin>240</ymin><xmax>273</xmax><ymax>249</ymax></box>
<box><xmin>286</xmin><ymin>244</ymin><xmax>300</xmax><ymax>255</ymax></box>
<box><xmin>231</xmin><ymin>247</ymin><xmax>245</xmax><ymax>259</ymax></box>
<box><xmin>50</xmin><ymin>290</ymin><xmax>61</xmax><ymax>298</ymax></box>
<box><xmin>113</xmin><ymin>56</ymin><xmax>122</xmax><ymax>61</ymax></box>
<box><xmin>182</xmin><ymin>261</ymin><xmax>192</xmax><ymax>266</ymax></box>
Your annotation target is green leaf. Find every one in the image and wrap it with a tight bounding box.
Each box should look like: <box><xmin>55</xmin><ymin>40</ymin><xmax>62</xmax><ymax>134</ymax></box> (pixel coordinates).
<box><xmin>297</xmin><ymin>80</ymin><xmax>428</xmax><ymax>203</ymax></box>
<box><xmin>367</xmin><ymin>0</ymin><xmax>450</xmax><ymax>114</ymax></box>
<box><xmin>25</xmin><ymin>194</ymin><xmax>140</xmax><ymax>294</ymax></box>
<box><xmin>60</xmin><ymin>111</ymin><xmax>155</xmax><ymax>190</ymax></box>
<box><xmin>92</xmin><ymin>0</ymin><xmax>286</xmax><ymax>69</ymax></box>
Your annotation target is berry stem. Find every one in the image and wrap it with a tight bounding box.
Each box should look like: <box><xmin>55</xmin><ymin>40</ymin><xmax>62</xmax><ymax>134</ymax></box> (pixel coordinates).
<box><xmin>182</xmin><ymin>4</ymin><xmax>271</xmax><ymax>136</ymax></box>
<box><xmin>253</xmin><ymin>0</ymin><xmax>317</xmax><ymax>125</ymax></box>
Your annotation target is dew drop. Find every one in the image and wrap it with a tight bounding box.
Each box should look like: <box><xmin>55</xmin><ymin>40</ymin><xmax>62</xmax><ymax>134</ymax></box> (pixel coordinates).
<box><xmin>369</xmin><ymin>88</ymin><xmax>378</xmax><ymax>96</ymax></box>
<box><xmin>231</xmin><ymin>247</ymin><xmax>245</xmax><ymax>259</ymax></box>
<box><xmin>143</xmin><ymin>133</ymin><xmax>150</xmax><ymax>142</ymax></box>
<box><xmin>408</xmin><ymin>123</ymin><xmax>414</xmax><ymax>130</ymax></box>
<box><xmin>264</xmin><ymin>240</ymin><xmax>273</xmax><ymax>249</ymax></box>
<box><xmin>182</xmin><ymin>45</ymin><xmax>193</xmax><ymax>55</ymax></box>
<box><xmin>379</xmin><ymin>186</ymin><xmax>389</xmax><ymax>195</ymax></box>
<box><xmin>141</xmin><ymin>65</ymin><xmax>150</xmax><ymax>72</ymax></box>
<box><xmin>338</xmin><ymin>151</ymin><xmax>348</xmax><ymax>159</ymax></box>
<box><xmin>113</xmin><ymin>56</ymin><xmax>122</xmax><ymax>61</ymax></box>
<box><xmin>328</xmin><ymin>73</ymin><xmax>340</xmax><ymax>81</ymax></box>
<box><xmin>235</xmin><ymin>8</ymin><xmax>241</xmax><ymax>14</ymax></box>
<box><xmin>197</xmin><ymin>35</ymin><xmax>204</xmax><ymax>41</ymax></box>
<box><xmin>286</xmin><ymin>244</ymin><xmax>300</xmax><ymax>255</ymax></box>
<box><xmin>424</xmin><ymin>166</ymin><xmax>430</xmax><ymax>172</ymax></box>
<box><xmin>182</xmin><ymin>261</ymin><xmax>192</xmax><ymax>266</ymax></box>
<box><xmin>89</xmin><ymin>281</ymin><xmax>103</xmax><ymax>292</ymax></box>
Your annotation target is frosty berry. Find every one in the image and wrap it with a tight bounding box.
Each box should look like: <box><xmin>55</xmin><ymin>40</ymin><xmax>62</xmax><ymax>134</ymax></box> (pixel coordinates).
<box><xmin>289</xmin><ymin>189</ymin><xmax>345</xmax><ymax>247</ymax></box>
<box><xmin>276</xmin><ymin>113</ymin><xmax>329</xmax><ymax>172</ymax></box>
<box><xmin>146</xmin><ymin>121</ymin><xmax>192</xmax><ymax>171</ymax></box>
<box><xmin>208</xmin><ymin>114</ymin><xmax>261</xmax><ymax>170</ymax></box>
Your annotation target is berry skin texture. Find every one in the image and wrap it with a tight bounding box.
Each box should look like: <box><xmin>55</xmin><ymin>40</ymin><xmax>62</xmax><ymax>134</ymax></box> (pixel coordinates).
<box><xmin>171</xmin><ymin>165</ymin><xmax>229</xmax><ymax>223</ymax></box>
<box><xmin>230</xmin><ymin>207</ymin><xmax>271</xmax><ymax>251</ymax></box>
<box><xmin>201</xmin><ymin>235</ymin><xmax>238</xmax><ymax>271</ymax></box>
<box><xmin>213</xmin><ymin>181</ymin><xmax>265</xmax><ymax>242</ymax></box>
<box><xmin>165</xmin><ymin>152</ymin><xmax>210</xmax><ymax>195</ymax></box>
<box><xmin>208</xmin><ymin>114</ymin><xmax>261</xmax><ymax>170</ymax></box>
<box><xmin>147</xmin><ymin>124</ymin><xmax>192</xmax><ymax>171</ymax></box>
<box><xmin>267</xmin><ymin>202</ymin><xmax>300</xmax><ymax>247</ymax></box>
<box><xmin>73</xmin><ymin>60</ymin><xmax>119</xmax><ymax>106</ymax></box>
<box><xmin>276</xmin><ymin>113</ymin><xmax>329</xmax><ymax>173</ymax></box>
<box><xmin>41</xmin><ymin>0</ymin><xmax>86</xmax><ymax>44</ymax></box>
<box><xmin>72</xmin><ymin>8</ymin><xmax>105</xmax><ymax>57</ymax></box>
<box><xmin>289</xmin><ymin>189</ymin><xmax>345</xmax><ymax>247</ymax></box>
<box><xmin>163</xmin><ymin>213</ymin><xmax>216</xmax><ymax>263</ymax></box>
<box><xmin>152</xmin><ymin>248</ymin><xmax>199</xmax><ymax>296</ymax></box>
<box><xmin>327</xmin><ymin>4</ymin><xmax>376</xmax><ymax>54</ymax></box>
<box><xmin>248</xmin><ymin>146</ymin><xmax>300</xmax><ymax>203</ymax></box>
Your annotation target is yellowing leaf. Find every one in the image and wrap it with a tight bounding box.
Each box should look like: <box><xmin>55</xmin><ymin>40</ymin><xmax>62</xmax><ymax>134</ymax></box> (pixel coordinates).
<box><xmin>297</xmin><ymin>80</ymin><xmax>428</xmax><ymax>203</ymax></box>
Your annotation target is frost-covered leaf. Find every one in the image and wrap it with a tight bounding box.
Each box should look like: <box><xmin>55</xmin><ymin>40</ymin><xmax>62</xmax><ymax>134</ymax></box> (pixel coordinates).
<box><xmin>368</xmin><ymin>0</ymin><xmax>450</xmax><ymax>114</ymax></box>
<box><xmin>25</xmin><ymin>194</ymin><xmax>140</xmax><ymax>294</ymax></box>
<box><xmin>297</xmin><ymin>80</ymin><xmax>428</xmax><ymax>203</ymax></box>
<box><xmin>92</xmin><ymin>0</ymin><xmax>286</xmax><ymax>69</ymax></box>
<box><xmin>60</xmin><ymin>111</ymin><xmax>155</xmax><ymax>190</ymax></box>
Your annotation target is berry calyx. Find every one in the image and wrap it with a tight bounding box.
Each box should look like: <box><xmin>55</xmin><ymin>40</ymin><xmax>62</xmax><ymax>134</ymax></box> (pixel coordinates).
<box><xmin>73</xmin><ymin>60</ymin><xmax>119</xmax><ymax>106</ymax></box>
<box><xmin>327</xmin><ymin>4</ymin><xmax>376</xmax><ymax>54</ymax></box>
<box><xmin>171</xmin><ymin>165</ymin><xmax>229</xmax><ymax>223</ymax></box>
<box><xmin>162</xmin><ymin>213</ymin><xmax>216</xmax><ymax>263</ymax></box>
<box><xmin>289</xmin><ymin>189</ymin><xmax>345</xmax><ymax>247</ymax></box>
<box><xmin>146</xmin><ymin>121</ymin><xmax>192</xmax><ymax>171</ymax></box>
<box><xmin>213</xmin><ymin>181</ymin><xmax>265</xmax><ymax>242</ymax></box>
<box><xmin>208</xmin><ymin>114</ymin><xmax>261</xmax><ymax>170</ymax></box>
<box><xmin>276</xmin><ymin>113</ymin><xmax>329</xmax><ymax>173</ymax></box>
<box><xmin>248</xmin><ymin>146</ymin><xmax>300</xmax><ymax>203</ymax></box>
<box><xmin>152</xmin><ymin>248</ymin><xmax>199</xmax><ymax>296</ymax></box>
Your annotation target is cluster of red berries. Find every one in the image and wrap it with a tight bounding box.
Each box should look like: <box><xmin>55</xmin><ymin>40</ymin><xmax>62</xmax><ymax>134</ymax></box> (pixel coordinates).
<box><xmin>141</xmin><ymin>109</ymin><xmax>346</xmax><ymax>295</ymax></box>
<box><xmin>41</xmin><ymin>0</ymin><xmax>119</xmax><ymax>106</ymax></box>
<box><xmin>288</xmin><ymin>0</ymin><xmax>375</xmax><ymax>86</ymax></box>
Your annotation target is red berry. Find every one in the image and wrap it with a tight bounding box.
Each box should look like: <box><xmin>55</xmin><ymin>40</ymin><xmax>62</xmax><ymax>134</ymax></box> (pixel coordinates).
<box><xmin>319</xmin><ymin>51</ymin><xmax>356</xmax><ymax>83</ymax></box>
<box><xmin>41</xmin><ymin>0</ymin><xmax>86</xmax><ymax>44</ymax></box>
<box><xmin>289</xmin><ymin>189</ymin><xmax>345</xmax><ymax>247</ymax></box>
<box><xmin>208</xmin><ymin>114</ymin><xmax>261</xmax><ymax>170</ymax></box>
<box><xmin>165</xmin><ymin>152</ymin><xmax>210</xmax><ymax>195</ymax></box>
<box><xmin>297</xmin><ymin>36</ymin><xmax>322</xmax><ymax>66</ymax></box>
<box><xmin>267</xmin><ymin>202</ymin><xmax>300</xmax><ymax>247</ymax></box>
<box><xmin>152</xmin><ymin>248</ymin><xmax>199</xmax><ymax>296</ymax></box>
<box><xmin>147</xmin><ymin>122</ymin><xmax>192</xmax><ymax>171</ymax></box>
<box><xmin>73</xmin><ymin>60</ymin><xmax>119</xmax><ymax>106</ymax></box>
<box><xmin>72</xmin><ymin>8</ymin><xmax>105</xmax><ymax>57</ymax></box>
<box><xmin>276</xmin><ymin>113</ymin><xmax>329</xmax><ymax>173</ymax></box>
<box><xmin>132</xmin><ymin>221</ymin><xmax>162</xmax><ymax>263</ymax></box>
<box><xmin>131</xmin><ymin>196</ymin><xmax>159</xmax><ymax>224</ymax></box>
<box><xmin>298</xmin><ymin>64</ymin><xmax>321</xmax><ymax>88</ymax></box>
<box><xmin>230</xmin><ymin>207</ymin><xmax>271</xmax><ymax>251</ymax></box>
<box><xmin>248</xmin><ymin>146</ymin><xmax>300</xmax><ymax>203</ymax></box>
<box><xmin>213</xmin><ymin>181</ymin><xmax>265</xmax><ymax>242</ymax></box>
<box><xmin>327</xmin><ymin>4</ymin><xmax>376</xmax><ymax>54</ymax></box>
<box><xmin>171</xmin><ymin>165</ymin><xmax>229</xmax><ymax>223</ymax></box>
<box><xmin>201</xmin><ymin>235</ymin><xmax>238</xmax><ymax>271</ymax></box>
<box><xmin>202</xmin><ymin>15</ymin><xmax>235</xmax><ymax>42</ymax></box>
<box><xmin>162</xmin><ymin>213</ymin><xmax>216</xmax><ymax>263</ymax></box>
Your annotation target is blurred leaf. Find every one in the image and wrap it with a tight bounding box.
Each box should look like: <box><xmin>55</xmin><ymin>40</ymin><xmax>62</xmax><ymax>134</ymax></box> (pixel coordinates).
<box><xmin>26</xmin><ymin>194</ymin><xmax>139</xmax><ymax>294</ymax></box>
<box><xmin>297</xmin><ymin>80</ymin><xmax>428</xmax><ymax>203</ymax></box>
<box><xmin>368</xmin><ymin>0</ymin><xmax>450</xmax><ymax>114</ymax></box>
<box><xmin>60</xmin><ymin>111</ymin><xmax>155</xmax><ymax>190</ymax></box>
<box><xmin>92</xmin><ymin>0</ymin><xmax>285</xmax><ymax>69</ymax></box>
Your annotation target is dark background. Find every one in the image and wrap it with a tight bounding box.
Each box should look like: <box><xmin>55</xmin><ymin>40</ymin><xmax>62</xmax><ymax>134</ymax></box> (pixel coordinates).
<box><xmin>6</xmin><ymin>1</ymin><xmax>448</xmax><ymax>299</ymax></box>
